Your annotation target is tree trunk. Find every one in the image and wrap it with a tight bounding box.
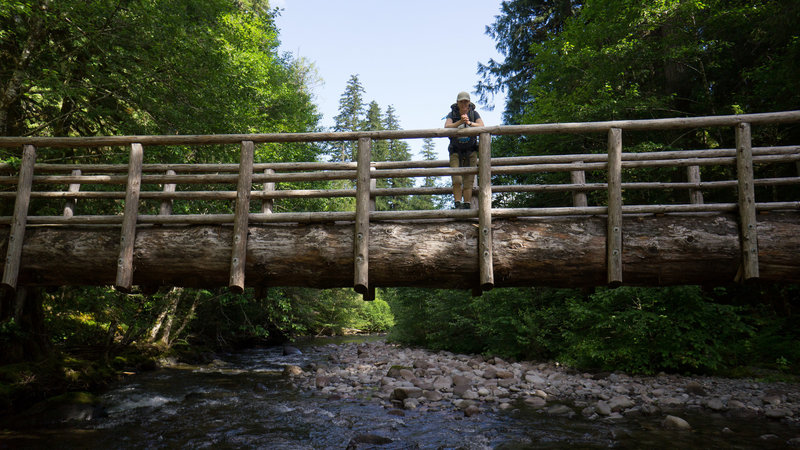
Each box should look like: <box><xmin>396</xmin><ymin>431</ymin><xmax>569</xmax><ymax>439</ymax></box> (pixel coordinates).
<box><xmin>148</xmin><ymin>288</ymin><xmax>182</xmax><ymax>345</ymax></box>
<box><xmin>0</xmin><ymin>287</ymin><xmax>50</xmax><ymax>363</ymax></box>
<box><xmin>1</xmin><ymin>213</ymin><xmax>799</xmax><ymax>290</ymax></box>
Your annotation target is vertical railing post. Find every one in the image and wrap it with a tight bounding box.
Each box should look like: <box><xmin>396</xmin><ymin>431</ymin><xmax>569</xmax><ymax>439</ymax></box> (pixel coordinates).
<box><xmin>687</xmin><ymin>165</ymin><xmax>703</xmax><ymax>204</ymax></box>
<box><xmin>115</xmin><ymin>143</ymin><xmax>144</xmax><ymax>292</ymax></box>
<box><xmin>261</xmin><ymin>168</ymin><xmax>274</xmax><ymax>214</ymax></box>
<box><xmin>1</xmin><ymin>145</ymin><xmax>36</xmax><ymax>291</ymax></box>
<box><xmin>477</xmin><ymin>132</ymin><xmax>494</xmax><ymax>292</ymax></box>
<box><xmin>735</xmin><ymin>123</ymin><xmax>759</xmax><ymax>281</ymax></box>
<box><xmin>365</xmin><ymin>166</ymin><xmax>377</xmax><ymax>300</ymax></box>
<box><xmin>63</xmin><ymin>169</ymin><xmax>82</xmax><ymax>217</ymax></box>
<box><xmin>354</xmin><ymin>137</ymin><xmax>371</xmax><ymax>298</ymax></box>
<box><xmin>159</xmin><ymin>169</ymin><xmax>176</xmax><ymax>216</ymax></box>
<box><xmin>607</xmin><ymin>128</ymin><xmax>623</xmax><ymax>286</ymax></box>
<box><xmin>571</xmin><ymin>161</ymin><xmax>588</xmax><ymax>207</ymax></box>
<box><xmin>369</xmin><ymin>166</ymin><xmax>377</xmax><ymax>212</ymax></box>
<box><xmin>229</xmin><ymin>140</ymin><xmax>255</xmax><ymax>293</ymax></box>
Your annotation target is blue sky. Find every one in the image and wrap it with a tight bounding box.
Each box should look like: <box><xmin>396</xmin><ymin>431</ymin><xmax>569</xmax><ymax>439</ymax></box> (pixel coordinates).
<box><xmin>272</xmin><ymin>0</ymin><xmax>507</xmax><ymax>160</ymax></box>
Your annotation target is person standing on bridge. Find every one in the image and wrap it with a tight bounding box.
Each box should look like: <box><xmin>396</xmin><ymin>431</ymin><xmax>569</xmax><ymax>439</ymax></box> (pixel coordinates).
<box><xmin>444</xmin><ymin>91</ymin><xmax>484</xmax><ymax>209</ymax></box>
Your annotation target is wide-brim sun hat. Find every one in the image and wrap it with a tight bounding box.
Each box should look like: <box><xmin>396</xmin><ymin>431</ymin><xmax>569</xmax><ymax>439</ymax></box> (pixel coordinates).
<box><xmin>457</xmin><ymin>91</ymin><xmax>470</xmax><ymax>102</ymax></box>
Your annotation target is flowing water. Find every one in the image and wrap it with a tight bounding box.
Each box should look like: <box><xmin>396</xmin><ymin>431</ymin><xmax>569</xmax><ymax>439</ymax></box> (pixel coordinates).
<box><xmin>1</xmin><ymin>336</ymin><xmax>798</xmax><ymax>449</ymax></box>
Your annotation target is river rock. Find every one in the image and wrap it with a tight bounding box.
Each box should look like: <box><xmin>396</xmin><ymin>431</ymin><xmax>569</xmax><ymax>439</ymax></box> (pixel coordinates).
<box><xmin>315</xmin><ymin>376</ymin><xmax>329</xmax><ymax>389</ymax></box>
<box><xmin>386</xmin><ymin>365</ymin><xmax>410</xmax><ymax>378</ymax></box>
<box><xmin>290</xmin><ymin>339</ymin><xmax>800</xmax><ymax>432</ymax></box>
<box><xmin>433</xmin><ymin>376</ymin><xmax>453</xmax><ymax>390</ymax></box>
<box><xmin>608</xmin><ymin>396</ymin><xmax>634</xmax><ymax>412</ymax></box>
<box><xmin>524</xmin><ymin>396</ymin><xmax>546</xmax><ymax>409</ymax></box>
<box><xmin>525</xmin><ymin>373</ymin><xmax>546</xmax><ymax>385</ymax></box>
<box><xmin>413</xmin><ymin>359</ymin><xmax>432</xmax><ymax>370</ymax></box>
<box><xmin>423</xmin><ymin>390</ymin><xmax>443</xmax><ymax>402</ymax></box>
<box><xmin>763</xmin><ymin>391</ymin><xmax>783</xmax><ymax>406</ymax></box>
<box><xmin>390</xmin><ymin>387</ymin><xmax>423</xmax><ymax>401</ymax></box>
<box><xmin>685</xmin><ymin>381</ymin><xmax>706</xmax><ymax>396</ymax></box>
<box><xmin>282</xmin><ymin>345</ymin><xmax>302</xmax><ymax>356</ymax></box>
<box><xmin>641</xmin><ymin>404</ymin><xmax>660</xmax><ymax>415</ymax></box>
<box><xmin>662</xmin><ymin>415</ymin><xmax>692</xmax><ymax>430</ymax></box>
<box><xmin>496</xmin><ymin>370</ymin><xmax>514</xmax><ymax>379</ymax></box>
<box><xmin>403</xmin><ymin>398</ymin><xmax>420</xmax><ymax>410</ymax></box>
<box><xmin>765</xmin><ymin>408</ymin><xmax>792</xmax><ymax>419</ymax></box>
<box><xmin>705</xmin><ymin>398</ymin><xmax>725</xmax><ymax>411</ymax></box>
<box><xmin>498</xmin><ymin>378</ymin><xmax>516</xmax><ymax>388</ymax></box>
<box><xmin>283</xmin><ymin>365</ymin><xmax>303</xmax><ymax>377</ymax></box>
<box><xmin>464</xmin><ymin>404</ymin><xmax>481</xmax><ymax>417</ymax></box>
<box><xmin>462</xmin><ymin>390</ymin><xmax>479</xmax><ymax>400</ymax></box>
<box><xmin>398</xmin><ymin>369</ymin><xmax>416</xmax><ymax>382</ymax></box>
<box><xmin>453</xmin><ymin>374</ymin><xmax>471</xmax><ymax>387</ymax></box>
<box><xmin>545</xmin><ymin>404</ymin><xmax>574</xmax><ymax>416</ymax></box>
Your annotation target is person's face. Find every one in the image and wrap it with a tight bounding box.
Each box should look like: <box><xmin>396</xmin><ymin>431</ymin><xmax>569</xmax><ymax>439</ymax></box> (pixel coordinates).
<box><xmin>458</xmin><ymin>99</ymin><xmax>470</xmax><ymax>111</ymax></box>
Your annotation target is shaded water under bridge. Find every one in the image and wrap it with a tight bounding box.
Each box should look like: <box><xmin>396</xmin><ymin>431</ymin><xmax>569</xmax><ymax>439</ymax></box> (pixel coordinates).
<box><xmin>1</xmin><ymin>111</ymin><xmax>800</xmax><ymax>299</ymax></box>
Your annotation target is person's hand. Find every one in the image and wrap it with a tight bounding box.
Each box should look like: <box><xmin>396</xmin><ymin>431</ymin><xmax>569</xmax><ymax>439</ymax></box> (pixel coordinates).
<box><xmin>461</xmin><ymin>114</ymin><xmax>470</xmax><ymax>124</ymax></box>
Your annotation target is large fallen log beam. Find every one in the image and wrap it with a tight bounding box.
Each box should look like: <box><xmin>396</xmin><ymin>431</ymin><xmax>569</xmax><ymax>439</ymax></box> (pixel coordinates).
<box><xmin>1</xmin><ymin>212</ymin><xmax>799</xmax><ymax>289</ymax></box>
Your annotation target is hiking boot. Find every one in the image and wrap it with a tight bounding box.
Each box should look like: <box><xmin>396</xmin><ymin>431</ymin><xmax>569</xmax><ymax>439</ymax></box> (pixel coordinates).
<box><xmin>459</xmin><ymin>202</ymin><xmax>471</xmax><ymax>209</ymax></box>
<box><xmin>453</xmin><ymin>201</ymin><xmax>463</xmax><ymax>210</ymax></box>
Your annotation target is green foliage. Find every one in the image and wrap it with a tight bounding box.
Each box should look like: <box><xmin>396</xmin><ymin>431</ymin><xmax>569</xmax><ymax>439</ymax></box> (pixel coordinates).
<box><xmin>352</xmin><ymin>298</ymin><xmax>395</xmax><ymax>333</ymax></box>
<box><xmin>1</xmin><ymin>0</ymin><xmax>318</xmax><ymax>138</ymax></box>
<box><xmin>387</xmin><ymin>285</ymin><xmax>795</xmax><ymax>375</ymax></box>
<box><xmin>386</xmin><ymin>287</ymin><xmax>576</xmax><ymax>358</ymax></box>
<box><xmin>561</xmin><ymin>286</ymin><xmax>752</xmax><ymax>374</ymax></box>
<box><xmin>300</xmin><ymin>288</ymin><xmax>394</xmax><ymax>335</ymax></box>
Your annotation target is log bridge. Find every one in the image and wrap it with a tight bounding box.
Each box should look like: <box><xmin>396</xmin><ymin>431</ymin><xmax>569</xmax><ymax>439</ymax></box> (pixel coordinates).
<box><xmin>1</xmin><ymin>112</ymin><xmax>800</xmax><ymax>299</ymax></box>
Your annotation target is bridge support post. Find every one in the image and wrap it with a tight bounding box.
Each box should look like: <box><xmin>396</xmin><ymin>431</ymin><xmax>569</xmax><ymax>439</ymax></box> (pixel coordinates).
<box><xmin>571</xmin><ymin>161</ymin><xmax>588</xmax><ymax>207</ymax></box>
<box><xmin>115</xmin><ymin>143</ymin><xmax>143</xmax><ymax>293</ymax></box>
<box><xmin>478</xmin><ymin>132</ymin><xmax>494</xmax><ymax>292</ymax></box>
<box><xmin>1</xmin><ymin>144</ymin><xmax>36</xmax><ymax>291</ymax></box>
<box><xmin>354</xmin><ymin>137</ymin><xmax>371</xmax><ymax>298</ymax></box>
<box><xmin>159</xmin><ymin>169</ymin><xmax>177</xmax><ymax>216</ymax></box>
<box><xmin>229</xmin><ymin>140</ymin><xmax>255</xmax><ymax>293</ymax></box>
<box><xmin>735</xmin><ymin>123</ymin><xmax>759</xmax><ymax>281</ymax></box>
<box><xmin>687</xmin><ymin>165</ymin><xmax>703</xmax><ymax>205</ymax></box>
<box><xmin>607</xmin><ymin>128</ymin><xmax>623</xmax><ymax>286</ymax></box>
<box><xmin>261</xmin><ymin>168</ymin><xmax>274</xmax><ymax>214</ymax></box>
<box><xmin>63</xmin><ymin>169</ymin><xmax>82</xmax><ymax>217</ymax></box>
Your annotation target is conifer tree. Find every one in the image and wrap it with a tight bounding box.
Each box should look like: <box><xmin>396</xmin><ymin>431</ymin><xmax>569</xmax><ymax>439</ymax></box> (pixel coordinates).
<box><xmin>332</xmin><ymin>74</ymin><xmax>366</xmax><ymax>161</ymax></box>
<box><xmin>364</xmin><ymin>100</ymin><xmax>389</xmax><ymax>162</ymax></box>
<box><xmin>420</xmin><ymin>138</ymin><xmax>438</xmax><ymax>188</ymax></box>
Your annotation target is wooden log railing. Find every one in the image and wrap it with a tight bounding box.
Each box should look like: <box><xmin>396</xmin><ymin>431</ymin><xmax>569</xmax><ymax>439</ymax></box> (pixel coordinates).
<box><xmin>1</xmin><ymin>111</ymin><xmax>800</xmax><ymax>296</ymax></box>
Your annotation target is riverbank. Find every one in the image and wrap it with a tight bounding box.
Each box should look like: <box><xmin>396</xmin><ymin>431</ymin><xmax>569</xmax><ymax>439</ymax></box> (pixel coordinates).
<box><xmin>283</xmin><ymin>338</ymin><xmax>799</xmax><ymax>443</ymax></box>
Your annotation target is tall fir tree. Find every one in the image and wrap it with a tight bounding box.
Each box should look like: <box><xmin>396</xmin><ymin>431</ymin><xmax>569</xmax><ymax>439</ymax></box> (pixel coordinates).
<box><xmin>332</xmin><ymin>74</ymin><xmax>366</xmax><ymax>161</ymax></box>
<box><xmin>420</xmin><ymin>138</ymin><xmax>438</xmax><ymax>188</ymax></box>
<box><xmin>477</xmin><ymin>0</ymin><xmax>580</xmax><ymax>124</ymax></box>
<box><xmin>364</xmin><ymin>100</ymin><xmax>389</xmax><ymax>162</ymax></box>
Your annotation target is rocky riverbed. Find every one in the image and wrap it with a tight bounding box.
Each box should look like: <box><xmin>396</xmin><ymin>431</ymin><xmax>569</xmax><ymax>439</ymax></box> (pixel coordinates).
<box><xmin>283</xmin><ymin>339</ymin><xmax>800</xmax><ymax>444</ymax></box>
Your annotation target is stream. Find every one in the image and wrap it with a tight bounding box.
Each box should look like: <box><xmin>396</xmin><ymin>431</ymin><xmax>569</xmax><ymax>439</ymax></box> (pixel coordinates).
<box><xmin>1</xmin><ymin>336</ymin><xmax>798</xmax><ymax>449</ymax></box>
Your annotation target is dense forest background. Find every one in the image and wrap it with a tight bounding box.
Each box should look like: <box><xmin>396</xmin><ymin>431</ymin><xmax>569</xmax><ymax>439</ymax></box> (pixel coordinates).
<box><xmin>1</xmin><ymin>0</ymin><xmax>799</xmax><ymax>412</ymax></box>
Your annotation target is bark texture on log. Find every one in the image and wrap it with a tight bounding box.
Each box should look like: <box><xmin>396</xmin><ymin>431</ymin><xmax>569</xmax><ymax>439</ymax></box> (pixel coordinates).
<box><xmin>1</xmin><ymin>213</ymin><xmax>799</xmax><ymax>289</ymax></box>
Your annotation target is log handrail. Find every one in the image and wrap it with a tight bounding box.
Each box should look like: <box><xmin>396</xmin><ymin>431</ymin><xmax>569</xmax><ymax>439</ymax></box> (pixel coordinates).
<box><xmin>0</xmin><ymin>110</ymin><xmax>798</xmax><ymax>148</ymax></box>
<box><xmin>2</xmin><ymin>111</ymin><xmax>800</xmax><ymax>293</ymax></box>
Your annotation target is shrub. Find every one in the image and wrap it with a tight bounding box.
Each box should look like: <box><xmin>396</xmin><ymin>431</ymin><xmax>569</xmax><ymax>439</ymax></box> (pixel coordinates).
<box><xmin>560</xmin><ymin>286</ymin><xmax>753</xmax><ymax>374</ymax></box>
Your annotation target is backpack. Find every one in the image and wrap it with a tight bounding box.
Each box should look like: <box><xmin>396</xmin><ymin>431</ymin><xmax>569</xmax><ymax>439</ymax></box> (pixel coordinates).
<box><xmin>448</xmin><ymin>106</ymin><xmax>478</xmax><ymax>153</ymax></box>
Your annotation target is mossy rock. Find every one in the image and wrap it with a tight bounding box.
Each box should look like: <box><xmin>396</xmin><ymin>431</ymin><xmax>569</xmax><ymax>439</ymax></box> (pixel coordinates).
<box><xmin>386</xmin><ymin>365</ymin><xmax>412</xmax><ymax>378</ymax></box>
<box><xmin>16</xmin><ymin>391</ymin><xmax>104</xmax><ymax>426</ymax></box>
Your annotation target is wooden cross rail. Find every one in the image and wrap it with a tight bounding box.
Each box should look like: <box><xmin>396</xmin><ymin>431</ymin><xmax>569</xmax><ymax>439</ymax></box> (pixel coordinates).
<box><xmin>1</xmin><ymin>111</ymin><xmax>800</xmax><ymax>296</ymax></box>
